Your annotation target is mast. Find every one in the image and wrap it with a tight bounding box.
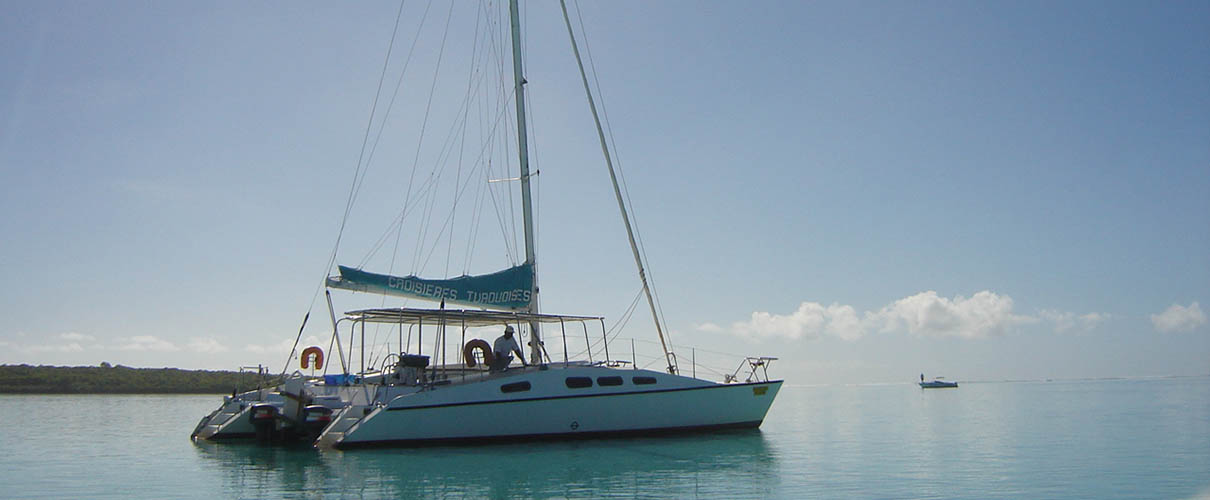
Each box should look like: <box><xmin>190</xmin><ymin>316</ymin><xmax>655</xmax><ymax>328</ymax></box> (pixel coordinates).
<box><xmin>509</xmin><ymin>0</ymin><xmax>543</xmax><ymax>365</ymax></box>
<box><xmin>559</xmin><ymin>0</ymin><xmax>678</xmax><ymax>375</ymax></box>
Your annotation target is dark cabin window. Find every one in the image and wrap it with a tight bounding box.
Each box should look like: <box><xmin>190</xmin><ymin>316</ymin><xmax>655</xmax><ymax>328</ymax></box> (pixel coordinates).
<box><xmin>565</xmin><ymin>377</ymin><xmax>593</xmax><ymax>389</ymax></box>
<box><xmin>500</xmin><ymin>381</ymin><xmax>531</xmax><ymax>393</ymax></box>
<box><xmin>597</xmin><ymin>376</ymin><xmax>623</xmax><ymax>387</ymax></box>
<box><xmin>632</xmin><ymin>376</ymin><xmax>658</xmax><ymax>385</ymax></box>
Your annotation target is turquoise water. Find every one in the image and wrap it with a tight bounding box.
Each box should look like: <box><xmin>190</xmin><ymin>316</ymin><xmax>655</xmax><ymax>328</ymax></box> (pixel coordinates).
<box><xmin>1</xmin><ymin>377</ymin><xmax>1207</xmax><ymax>499</ymax></box>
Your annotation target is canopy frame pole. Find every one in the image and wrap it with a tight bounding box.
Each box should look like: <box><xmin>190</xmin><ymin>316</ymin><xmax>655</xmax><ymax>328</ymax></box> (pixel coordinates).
<box><xmin>347</xmin><ymin>321</ymin><xmax>356</xmax><ymax>377</ymax></box>
<box><xmin>417</xmin><ymin>319</ymin><xmax>423</xmax><ymax>384</ymax></box>
<box><xmin>600</xmin><ymin>319</ymin><xmax>610</xmax><ymax>365</ymax></box>
<box><xmin>326</xmin><ymin>290</ymin><xmax>348</xmax><ymax>375</ymax></box>
<box><xmin>632</xmin><ymin>339</ymin><xmax>636</xmax><ymax>370</ymax></box>
<box><xmin>560</xmin><ymin>319</ymin><xmax>568</xmax><ymax>367</ymax></box>
<box><xmin>436</xmin><ymin>312</ymin><xmax>447</xmax><ymax>382</ymax></box>
<box><xmin>582</xmin><ymin>322</ymin><xmax>592</xmax><ymax>364</ymax></box>
<box><xmin>460</xmin><ymin>315</ymin><xmax>467</xmax><ymax>383</ymax></box>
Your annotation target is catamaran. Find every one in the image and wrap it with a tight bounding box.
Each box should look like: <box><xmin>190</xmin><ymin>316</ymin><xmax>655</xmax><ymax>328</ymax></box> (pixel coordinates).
<box><xmin>192</xmin><ymin>0</ymin><xmax>781</xmax><ymax>448</ymax></box>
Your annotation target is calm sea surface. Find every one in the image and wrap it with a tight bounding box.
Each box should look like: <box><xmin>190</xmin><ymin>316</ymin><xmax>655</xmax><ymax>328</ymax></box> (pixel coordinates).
<box><xmin>1</xmin><ymin>377</ymin><xmax>1207</xmax><ymax>499</ymax></box>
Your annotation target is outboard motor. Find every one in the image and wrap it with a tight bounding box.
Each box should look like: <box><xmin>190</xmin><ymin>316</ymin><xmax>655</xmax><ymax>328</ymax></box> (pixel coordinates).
<box><xmin>301</xmin><ymin>405</ymin><xmax>335</xmax><ymax>439</ymax></box>
<box><xmin>250</xmin><ymin>403</ymin><xmax>279</xmax><ymax>442</ymax></box>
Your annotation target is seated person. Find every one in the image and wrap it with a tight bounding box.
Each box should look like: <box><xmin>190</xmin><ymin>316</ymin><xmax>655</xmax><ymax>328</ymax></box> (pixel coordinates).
<box><xmin>490</xmin><ymin>325</ymin><xmax>527</xmax><ymax>371</ymax></box>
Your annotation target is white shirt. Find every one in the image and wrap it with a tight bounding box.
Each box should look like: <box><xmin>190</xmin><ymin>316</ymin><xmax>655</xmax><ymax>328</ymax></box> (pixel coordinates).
<box><xmin>493</xmin><ymin>334</ymin><xmax>522</xmax><ymax>359</ymax></box>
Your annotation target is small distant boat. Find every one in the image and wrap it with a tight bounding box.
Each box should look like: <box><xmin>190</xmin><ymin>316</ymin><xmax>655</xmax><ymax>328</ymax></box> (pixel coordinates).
<box><xmin>919</xmin><ymin>374</ymin><xmax>958</xmax><ymax>388</ymax></box>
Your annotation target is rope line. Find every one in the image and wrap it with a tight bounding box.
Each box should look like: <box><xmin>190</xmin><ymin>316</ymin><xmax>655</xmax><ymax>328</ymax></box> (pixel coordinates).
<box><xmin>569</xmin><ymin>0</ymin><xmax>675</xmax><ymax>357</ymax></box>
<box><xmin>283</xmin><ymin>0</ymin><xmax>409</xmax><ymax>376</ymax></box>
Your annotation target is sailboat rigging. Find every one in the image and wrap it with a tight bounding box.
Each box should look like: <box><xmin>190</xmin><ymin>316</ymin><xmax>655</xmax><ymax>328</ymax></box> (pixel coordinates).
<box><xmin>191</xmin><ymin>0</ymin><xmax>781</xmax><ymax>448</ymax></box>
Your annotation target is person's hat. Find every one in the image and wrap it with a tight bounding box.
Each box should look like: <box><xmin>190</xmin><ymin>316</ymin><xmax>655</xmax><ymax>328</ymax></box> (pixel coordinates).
<box><xmin>504</xmin><ymin>325</ymin><xmax>515</xmax><ymax>335</ymax></box>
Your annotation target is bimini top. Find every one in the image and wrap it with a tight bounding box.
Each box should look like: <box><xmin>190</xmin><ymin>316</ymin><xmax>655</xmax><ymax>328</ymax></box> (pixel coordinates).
<box><xmin>344</xmin><ymin>307</ymin><xmax>603</xmax><ymax>327</ymax></box>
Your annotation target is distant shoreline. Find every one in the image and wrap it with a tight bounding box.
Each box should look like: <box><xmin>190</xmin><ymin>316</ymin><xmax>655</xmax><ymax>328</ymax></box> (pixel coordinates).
<box><xmin>0</xmin><ymin>364</ymin><xmax>280</xmax><ymax>394</ymax></box>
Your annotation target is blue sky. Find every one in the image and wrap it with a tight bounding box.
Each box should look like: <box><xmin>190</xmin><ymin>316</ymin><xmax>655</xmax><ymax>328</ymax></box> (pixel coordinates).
<box><xmin>1</xmin><ymin>1</ymin><xmax>1206</xmax><ymax>384</ymax></box>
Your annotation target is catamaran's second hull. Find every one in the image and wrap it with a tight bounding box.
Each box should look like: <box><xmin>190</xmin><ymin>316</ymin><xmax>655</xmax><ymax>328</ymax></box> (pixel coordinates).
<box><xmin>192</xmin><ymin>383</ymin><xmax>365</xmax><ymax>442</ymax></box>
<box><xmin>321</xmin><ymin>365</ymin><xmax>781</xmax><ymax>449</ymax></box>
<box><xmin>193</xmin><ymin>402</ymin><xmax>257</xmax><ymax>440</ymax></box>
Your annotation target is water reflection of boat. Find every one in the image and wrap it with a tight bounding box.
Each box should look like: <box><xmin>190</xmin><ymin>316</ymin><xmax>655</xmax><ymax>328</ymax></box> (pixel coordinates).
<box><xmin>193</xmin><ymin>431</ymin><xmax>778</xmax><ymax>498</ymax></box>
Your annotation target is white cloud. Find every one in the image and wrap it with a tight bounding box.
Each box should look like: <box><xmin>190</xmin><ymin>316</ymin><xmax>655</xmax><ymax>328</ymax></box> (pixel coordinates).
<box><xmin>873</xmin><ymin>290</ymin><xmax>1032</xmax><ymax>338</ymax></box>
<box><xmin>186</xmin><ymin>337</ymin><xmax>230</xmax><ymax>353</ymax></box>
<box><xmin>116</xmin><ymin>335</ymin><xmax>180</xmax><ymax>352</ymax></box>
<box><xmin>244</xmin><ymin>343</ymin><xmax>274</xmax><ymax>354</ymax></box>
<box><xmin>1039</xmin><ymin>310</ymin><xmax>1107</xmax><ymax>334</ymax></box>
<box><xmin>245</xmin><ymin>336</ymin><xmax>323</xmax><ymax>355</ymax></box>
<box><xmin>694</xmin><ymin>322</ymin><xmax>724</xmax><ymax>333</ymax></box>
<box><xmin>13</xmin><ymin>332</ymin><xmax>98</xmax><ymax>353</ymax></box>
<box><xmin>1151</xmin><ymin>302</ymin><xmax>1207</xmax><ymax>333</ymax></box>
<box><xmin>1078</xmin><ymin>312</ymin><xmax>1107</xmax><ymax>330</ymax></box>
<box><xmin>819</xmin><ymin>303</ymin><xmax>864</xmax><ymax>341</ymax></box>
<box><xmin>26</xmin><ymin>342</ymin><xmax>85</xmax><ymax>353</ymax></box>
<box><xmin>730</xmin><ymin>302</ymin><xmax>866</xmax><ymax>341</ymax></box>
<box><xmin>729</xmin><ymin>290</ymin><xmax>1033</xmax><ymax>341</ymax></box>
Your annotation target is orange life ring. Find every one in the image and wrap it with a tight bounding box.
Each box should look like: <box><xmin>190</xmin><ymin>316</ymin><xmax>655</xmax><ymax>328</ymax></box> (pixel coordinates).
<box><xmin>301</xmin><ymin>346</ymin><xmax>324</xmax><ymax>370</ymax></box>
<box><xmin>463</xmin><ymin>339</ymin><xmax>494</xmax><ymax>368</ymax></box>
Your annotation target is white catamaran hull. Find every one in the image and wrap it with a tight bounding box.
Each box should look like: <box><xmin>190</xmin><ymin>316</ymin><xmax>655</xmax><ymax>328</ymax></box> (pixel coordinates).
<box><xmin>192</xmin><ymin>380</ymin><xmax>367</xmax><ymax>441</ymax></box>
<box><xmin>321</xmin><ymin>365</ymin><xmax>782</xmax><ymax>449</ymax></box>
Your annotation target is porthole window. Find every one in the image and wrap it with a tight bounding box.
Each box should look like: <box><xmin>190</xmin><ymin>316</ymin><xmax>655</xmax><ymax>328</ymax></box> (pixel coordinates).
<box><xmin>632</xmin><ymin>376</ymin><xmax>657</xmax><ymax>385</ymax></box>
<box><xmin>597</xmin><ymin>376</ymin><xmax>623</xmax><ymax>386</ymax></box>
<box><xmin>500</xmin><ymin>381</ymin><xmax>531</xmax><ymax>393</ymax></box>
<box><xmin>565</xmin><ymin>377</ymin><xmax>593</xmax><ymax>389</ymax></box>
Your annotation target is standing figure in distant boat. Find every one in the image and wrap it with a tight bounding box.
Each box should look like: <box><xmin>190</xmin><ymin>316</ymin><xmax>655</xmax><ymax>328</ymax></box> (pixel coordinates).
<box><xmin>491</xmin><ymin>325</ymin><xmax>527</xmax><ymax>372</ymax></box>
<box><xmin>921</xmin><ymin>373</ymin><xmax>924</xmax><ymax>382</ymax></box>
